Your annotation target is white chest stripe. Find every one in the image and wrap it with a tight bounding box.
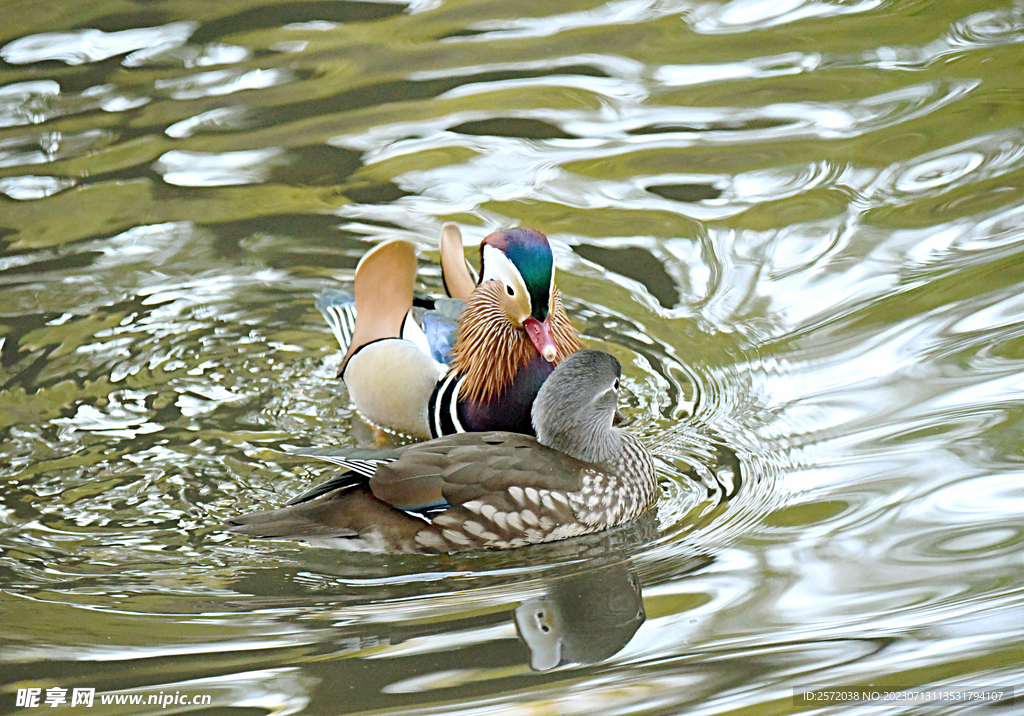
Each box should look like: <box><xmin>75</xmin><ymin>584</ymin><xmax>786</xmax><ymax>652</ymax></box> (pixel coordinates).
<box><xmin>433</xmin><ymin>372</ymin><xmax>456</xmax><ymax>434</ymax></box>
<box><xmin>449</xmin><ymin>375</ymin><xmax>466</xmax><ymax>432</ymax></box>
<box><xmin>432</xmin><ymin>372</ymin><xmax>467</xmax><ymax>435</ymax></box>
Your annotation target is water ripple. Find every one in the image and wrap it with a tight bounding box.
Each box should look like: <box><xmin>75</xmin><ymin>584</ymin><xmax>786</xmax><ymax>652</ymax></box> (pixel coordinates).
<box><xmin>445</xmin><ymin>0</ymin><xmax>685</xmax><ymax>41</ymax></box>
<box><xmin>165</xmin><ymin>106</ymin><xmax>249</xmax><ymax>139</ymax></box>
<box><xmin>656</xmin><ymin>52</ymin><xmax>819</xmax><ymax>88</ymax></box>
<box><xmin>1</xmin><ymin>22</ymin><xmax>196</xmax><ymax>66</ymax></box>
<box><xmin>154</xmin><ymin>148</ymin><xmax>287</xmax><ymax>187</ymax></box>
<box><xmin>868</xmin><ymin>126</ymin><xmax>1024</xmax><ymax>203</ymax></box>
<box><xmin>1</xmin><ymin>0</ymin><xmax>1023</xmax><ymax>708</ymax></box>
<box><xmin>0</xmin><ymin>80</ymin><xmax>60</xmax><ymax>127</ymax></box>
<box><xmin>154</xmin><ymin>68</ymin><xmax>293</xmax><ymax>100</ymax></box>
<box><xmin>330</xmin><ymin>79</ymin><xmax>975</xmax><ymax>237</ymax></box>
<box><xmin>949</xmin><ymin>3</ymin><xmax>1024</xmax><ymax>48</ymax></box>
<box><xmin>124</xmin><ymin>42</ymin><xmax>252</xmax><ymax>69</ymax></box>
<box><xmin>688</xmin><ymin>0</ymin><xmax>885</xmax><ymax>34</ymax></box>
<box><xmin>0</xmin><ymin>129</ymin><xmax>116</xmax><ymax>168</ymax></box>
<box><xmin>0</xmin><ymin>174</ymin><xmax>76</xmax><ymax>200</ymax></box>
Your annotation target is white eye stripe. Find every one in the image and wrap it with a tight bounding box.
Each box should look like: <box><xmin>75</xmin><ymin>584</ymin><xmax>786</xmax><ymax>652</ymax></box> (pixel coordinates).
<box><xmin>482</xmin><ymin>245</ymin><xmax>530</xmax><ymax>311</ymax></box>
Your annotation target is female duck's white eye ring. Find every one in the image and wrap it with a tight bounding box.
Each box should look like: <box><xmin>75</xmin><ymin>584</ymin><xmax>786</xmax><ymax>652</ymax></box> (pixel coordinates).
<box><xmin>613</xmin><ymin>378</ymin><xmax>620</xmax><ymax>391</ymax></box>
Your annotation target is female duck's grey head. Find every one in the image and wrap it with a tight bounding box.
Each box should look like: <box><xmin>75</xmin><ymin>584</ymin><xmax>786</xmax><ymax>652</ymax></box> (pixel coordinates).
<box><xmin>532</xmin><ymin>350</ymin><xmax>623</xmax><ymax>464</ymax></box>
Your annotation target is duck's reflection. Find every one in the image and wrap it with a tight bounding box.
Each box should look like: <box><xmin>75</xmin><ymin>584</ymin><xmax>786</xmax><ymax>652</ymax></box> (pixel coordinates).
<box><xmin>515</xmin><ymin>560</ymin><xmax>645</xmax><ymax>670</ymax></box>
<box><xmin>227</xmin><ymin>512</ymin><xmax>718</xmax><ymax>675</ymax></box>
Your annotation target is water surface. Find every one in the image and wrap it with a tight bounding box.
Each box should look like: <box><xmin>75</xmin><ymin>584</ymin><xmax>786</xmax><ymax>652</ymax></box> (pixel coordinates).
<box><xmin>2</xmin><ymin>0</ymin><xmax>1024</xmax><ymax>713</ymax></box>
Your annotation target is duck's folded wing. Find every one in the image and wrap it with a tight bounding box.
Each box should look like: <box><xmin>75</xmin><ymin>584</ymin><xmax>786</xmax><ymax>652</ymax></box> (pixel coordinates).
<box><xmin>368</xmin><ymin>432</ymin><xmax>587</xmax><ymax>511</ymax></box>
<box><xmin>285</xmin><ymin>446</ymin><xmax>404</xmax><ymax>505</ymax></box>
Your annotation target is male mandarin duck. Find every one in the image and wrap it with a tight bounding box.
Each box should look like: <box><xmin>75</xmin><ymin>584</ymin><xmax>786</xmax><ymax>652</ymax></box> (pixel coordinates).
<box><xmin>320</xmin><ymin>224</ymin><xmax>584</xmax><ymax>440</ymax></box>
<box><xmin>227</xmin><ymin>350</ymin><xmax>658</xmax><ymax>553</ymax></box>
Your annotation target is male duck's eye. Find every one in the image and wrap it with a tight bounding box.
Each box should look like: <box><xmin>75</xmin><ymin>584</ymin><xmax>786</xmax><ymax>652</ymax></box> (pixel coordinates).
<box><xmin>505</xmin><ymin>284</ymin><xmax>515</xmax><ymax>297</ymax></box>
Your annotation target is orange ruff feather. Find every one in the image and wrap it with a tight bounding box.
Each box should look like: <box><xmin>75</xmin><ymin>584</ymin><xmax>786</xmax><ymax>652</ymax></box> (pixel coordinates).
<box><xmin>450</xmin><ymin>282</ymin><xmax>583</xmax><ymax>404</ymax></box>
<box><xmin>550</xmin><ymin>288</ymin><xmax>584</xmax><ymax>363</ymax></box>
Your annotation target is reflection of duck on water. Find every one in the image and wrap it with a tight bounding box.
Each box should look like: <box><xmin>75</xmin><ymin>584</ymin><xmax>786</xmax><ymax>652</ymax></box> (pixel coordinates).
<box><xmin>511</xmin><ymin>530</ymin><xmax>716</xmax><ymax>671</ymax></box>
<box><xmin>515</xmin><ymin>561</ymin><xmax>645</xmax><ymax>670</ymax></box>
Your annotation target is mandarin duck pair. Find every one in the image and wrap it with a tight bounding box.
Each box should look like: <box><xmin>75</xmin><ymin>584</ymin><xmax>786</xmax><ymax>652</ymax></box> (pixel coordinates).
<box><xmin>228</xmin><ymin>225</ymin><xmax>658</xmax><ymax>553</ymax></box>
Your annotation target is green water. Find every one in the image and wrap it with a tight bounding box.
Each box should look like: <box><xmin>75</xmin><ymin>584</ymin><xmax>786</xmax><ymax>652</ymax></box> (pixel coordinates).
<box><xmin>2</xmin><ymin>0</ymin><xmax>1024</xmax><ymax>713</ymax></box>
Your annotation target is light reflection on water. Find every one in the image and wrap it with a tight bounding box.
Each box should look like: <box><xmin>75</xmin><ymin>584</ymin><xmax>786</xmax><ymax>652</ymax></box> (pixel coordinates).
<box><xmin>2</xmin><ymin>0</ymin><xmax>1024</xmax><ymax>713</ymax></box>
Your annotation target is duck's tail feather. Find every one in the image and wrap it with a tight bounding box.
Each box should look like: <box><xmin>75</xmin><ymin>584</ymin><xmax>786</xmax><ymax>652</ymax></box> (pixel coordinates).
<box><xmin>316</xmin><ymin>290</ymin><xmax>358</xmax><ymax>355</ymax></box>
<box><xmin>225</xmin><ymin>484</ymin><xmax>427</xmax><ymax>551</ymax></box>
<box><xmin>317</xmin><ymin>291</ymin><xmax>463</xmax><ymax>368</ymax></box>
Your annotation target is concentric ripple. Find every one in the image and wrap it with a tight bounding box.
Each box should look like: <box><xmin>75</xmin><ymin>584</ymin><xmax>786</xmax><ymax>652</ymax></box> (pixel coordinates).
<box><xmin>3</xmin><ymin>0</ymin><xmax>1024</xmax><ymax>712</ymax></box>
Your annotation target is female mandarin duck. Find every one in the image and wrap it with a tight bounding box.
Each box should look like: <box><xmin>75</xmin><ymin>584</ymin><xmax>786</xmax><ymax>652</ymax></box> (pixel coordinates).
<box><xmin>323</xmin><ymin>224</ymin><xmax>583</xmax><ymax>440</ymax></box>
<box><xmin>227</xmin><ymin>351</ymin><xmax>657</xmax><ymax>552</ymax></box>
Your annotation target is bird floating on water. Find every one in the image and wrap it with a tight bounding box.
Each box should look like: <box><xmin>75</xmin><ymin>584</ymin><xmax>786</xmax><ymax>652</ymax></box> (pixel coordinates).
<box><xmin>227</xmin><ymin>350</ymin><xmax>657</xmax><ymax>553</ymax></box>
<box><xmin>319</xmin><ymin>224</ymin><xmax>584</xmax><ymax>440</ymax></box>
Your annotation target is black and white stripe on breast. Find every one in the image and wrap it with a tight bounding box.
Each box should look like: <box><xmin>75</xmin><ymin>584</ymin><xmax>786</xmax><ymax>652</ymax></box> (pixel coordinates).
<box><xmin>428</xmin><ymin>372</ymin><xmax>466</xmax><ymax>438</ymax></box>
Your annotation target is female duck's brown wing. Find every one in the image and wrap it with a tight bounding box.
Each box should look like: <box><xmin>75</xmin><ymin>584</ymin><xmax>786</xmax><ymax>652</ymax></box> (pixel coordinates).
<box><xmin>368</xmin><ymin>431</ymin><xmax>588</xmax><ymax>512</ymax></box>
<box><xmin>228</xmin><ymin>432</ymin><xmax>595</xmax><ymax>551</ymax></box>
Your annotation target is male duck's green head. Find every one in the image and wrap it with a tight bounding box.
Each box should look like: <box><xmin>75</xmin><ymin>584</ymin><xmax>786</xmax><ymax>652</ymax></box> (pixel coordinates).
<box><xmin>480</xmin><ymin>228</ymin><xmax>554</xmax><ymax>321</ymax></box>
<box><xmin>479</xmin><ymin>228</ymin><xmax>558</xmax><ymax>361</ymax></box>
